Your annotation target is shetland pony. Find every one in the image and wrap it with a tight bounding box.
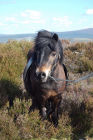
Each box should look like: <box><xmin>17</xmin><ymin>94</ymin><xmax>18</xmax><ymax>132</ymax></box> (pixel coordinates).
<box><xmin>23</xmin><ymin>30</ymin><xmax>68</xmax><ymax>126</ymax></box>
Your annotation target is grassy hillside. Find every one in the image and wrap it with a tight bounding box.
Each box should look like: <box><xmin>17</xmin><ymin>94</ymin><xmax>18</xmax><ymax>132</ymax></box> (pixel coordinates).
<box><xmin>0</xmin><ymin>40</ymin><xmax>93</xmax><ymax>140</ymax></box>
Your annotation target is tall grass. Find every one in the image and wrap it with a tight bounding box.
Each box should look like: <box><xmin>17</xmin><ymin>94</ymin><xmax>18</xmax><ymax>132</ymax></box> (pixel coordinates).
<box><xmin>64</xmin><ymin>42</ymin><xmax>93</xmax><ymax>73</ymax></box>
<box><xmin>0</xmin><ymin>40</ymin><xmax>93</xmax><ymax>140</ymax></box>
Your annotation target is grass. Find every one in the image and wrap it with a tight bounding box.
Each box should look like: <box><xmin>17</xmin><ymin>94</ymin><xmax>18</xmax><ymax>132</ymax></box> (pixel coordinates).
<box><xmin>64</xmin><ymin>42</ymin><xmax>93</xmax><ymax>73</ymax></box>
<box><xmin>0</xmin><ymin>40</ymin><xmax>93</xmax><ymax>140</ymax></box>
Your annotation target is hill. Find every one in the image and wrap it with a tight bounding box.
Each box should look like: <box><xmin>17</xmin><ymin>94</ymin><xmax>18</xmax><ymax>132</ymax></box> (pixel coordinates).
<box><xmin>0</xmin><ymin>33</ymin><xmax>35</xmax><ymax>43</ymax></box>
<box><xmin>0</xmin><ymin>28</ymin><xmax>93</xmax><ymax>43</ymax></box>
<box><xmin>58</xmin><ymin>28</ymin><xmax>93</xmax><ymax>39</ymax></box>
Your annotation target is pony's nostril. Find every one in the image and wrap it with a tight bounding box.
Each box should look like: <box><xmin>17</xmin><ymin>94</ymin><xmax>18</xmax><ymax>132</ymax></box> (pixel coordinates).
<box><xmin>36</xmin><ymin>71</ymin><xmax>46</xmax><ymax>80</ymax></box>
<box><xmin>41</xmin><ymin>72</ymin><xmax>46</xmax><ymax>79</ymax></box>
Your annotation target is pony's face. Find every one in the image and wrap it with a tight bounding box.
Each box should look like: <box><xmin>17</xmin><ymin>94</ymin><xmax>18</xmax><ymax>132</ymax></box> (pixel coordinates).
<box><xmin>34</xmin><ymin>33</ymin><xmax>60</xmax><ymax>83</ymax></box>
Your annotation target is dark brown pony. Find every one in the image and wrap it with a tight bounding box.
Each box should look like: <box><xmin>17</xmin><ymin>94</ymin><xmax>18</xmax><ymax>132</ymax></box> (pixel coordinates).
<box><xmin>23</xmin><ymin>30</ymin><xmax>68</xmax><ymax>126</ymax></box>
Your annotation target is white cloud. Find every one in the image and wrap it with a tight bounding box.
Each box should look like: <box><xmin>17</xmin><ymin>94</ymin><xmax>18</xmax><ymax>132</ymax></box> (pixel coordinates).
<box><xmin>86</xmin><ymin>9</ymin><xmax>93</xmax><ymax>15</ymax></box>
<box><xmin>20</xmin><ymin>20</ymin><xmax>30</xmax><ymax>24</ymax></box>
<box><xmin>4</xmin><ymin>10</ymin><xmax>46</xmax><ymax>26</ymax></box>
<box><xmin>78</xmin><ymin>18</ymin><xmax>87</xmax><ymax>24</ymax></box>
<box><xmin>21</xmin><ymin>10</ymin><xmax>41</xmax><ymax>20</ymax></box>
<box><xmin>18</xmin><ymin>10</ymin><xmax>46</xmax><ymax>25</ymax></box>
<box><xmin>0</xmin><ymin>22</ymin><xmax>3</xmax><ymax>26</ymax></box>
<box><xmin>0</xmin><ymin>22</ymin><xmax>5</xmax><ymax>26</ymax></box>
<box><xmin>5</xmin><ymin>17</ymin><xmax>17</xmax><ymax>22</ymax></box>
<box><xmin>53</xmin><ymin>16</ymin><xmax>72</xmax><ymax>27</ymax></box>
<box><xmin>19</xmin><ymin>19</ymin><xmax>45</xmax><ymax>24</ymax></box>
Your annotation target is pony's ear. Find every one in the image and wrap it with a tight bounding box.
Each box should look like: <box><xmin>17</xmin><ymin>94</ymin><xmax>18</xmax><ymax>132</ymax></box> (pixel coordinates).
<box><xmin>52</xmin><ymin>33</ymin><xmax>58</xmax><ymax>41</ymax></box>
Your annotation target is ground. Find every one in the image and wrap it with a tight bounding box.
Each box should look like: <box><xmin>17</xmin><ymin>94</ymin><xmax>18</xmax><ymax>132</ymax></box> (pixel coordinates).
<box><xmin>0</xmin><ymin>40</ymin><xmax>93</xmax><ymax>140</ymax></box>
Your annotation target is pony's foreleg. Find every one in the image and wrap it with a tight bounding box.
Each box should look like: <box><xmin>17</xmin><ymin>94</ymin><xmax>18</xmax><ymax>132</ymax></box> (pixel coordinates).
<box><xmin>39</xmin><ymin>97</ymin><xmax>47</xmax><ymax>119</ymax></box>
<box><xmin>51</xmin><ymin>94</ymin><xmax>62</xmax><ymax>127</ymax></box>
<box><xmin>51</xmin><ymin>107</ymin><xmax>59</xmax><ymax>127</ymax></box>
<box><xmin>41</xmin><ymin>107</ymin><xmax>47</xmax><ymax>119</ymax></box>
<box><xmin>28</xmin><ymin>98</ymin><xmax>38</xmax><ymax>113</ymax></box>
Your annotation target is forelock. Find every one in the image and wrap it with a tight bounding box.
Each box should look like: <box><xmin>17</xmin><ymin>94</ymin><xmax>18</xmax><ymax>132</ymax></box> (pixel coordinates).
<box><xmin>34</xmin><ymin>30</ymin><xmax>57</xmax><ymax>50</ymax></box>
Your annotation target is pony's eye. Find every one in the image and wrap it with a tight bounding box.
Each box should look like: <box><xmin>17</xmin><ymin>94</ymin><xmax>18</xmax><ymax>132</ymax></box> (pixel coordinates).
<box><xmin>51</xmin><ymin>51</ymin><xmax>56</xmax><ymax>56</ymax></box>
<box><xmin>48</xmin><ymin>44</ymin><xmax>54</xmax><ymax>50</ymax></box>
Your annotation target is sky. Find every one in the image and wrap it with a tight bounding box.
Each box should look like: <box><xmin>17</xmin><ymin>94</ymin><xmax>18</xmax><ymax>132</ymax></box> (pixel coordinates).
<box><xmin>0</xmin><ymin>0</ymin><xmax>93</xmax><ymax>34</ymax></box>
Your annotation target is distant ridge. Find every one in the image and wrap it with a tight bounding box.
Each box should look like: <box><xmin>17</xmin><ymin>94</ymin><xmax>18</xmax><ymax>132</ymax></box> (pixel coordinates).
<box><xmin>0</xmin><ymin>28</ymin><xmax>93</xmax><ymax>43</ymax></box>
<box><xmin>57</xmin><ymin>28</ymin><xmax>93</xmax><ymax>39</ymax></box>
<box><xmin>0</xmin><ymin>33</ymin><xmax>36</xmax><ymax>43</ymax></box>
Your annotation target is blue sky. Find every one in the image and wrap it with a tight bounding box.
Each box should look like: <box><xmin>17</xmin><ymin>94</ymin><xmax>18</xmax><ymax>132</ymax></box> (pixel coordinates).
<box><xmin>0</xmin><ymin>0</ymin><xmax>93</xmax><ymax>34</ymax></box>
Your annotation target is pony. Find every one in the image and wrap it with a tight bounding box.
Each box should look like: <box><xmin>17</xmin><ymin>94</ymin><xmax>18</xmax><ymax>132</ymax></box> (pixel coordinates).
<box><xmin>23</xmin><ymin>30</ymin><xmax>68</xmax><ymax>126</ymax></box>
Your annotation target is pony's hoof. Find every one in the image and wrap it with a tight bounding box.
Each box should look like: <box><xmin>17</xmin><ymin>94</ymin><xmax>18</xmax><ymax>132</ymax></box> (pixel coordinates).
<box><xmin>42</xmin><ymin>107</ymin><xmax>47</xmax><ymax>119</ymax></box>
<box><xmin>28</xmin><ymin>105</ymin><xmax>35</xmax><ymax>114</ymax></box>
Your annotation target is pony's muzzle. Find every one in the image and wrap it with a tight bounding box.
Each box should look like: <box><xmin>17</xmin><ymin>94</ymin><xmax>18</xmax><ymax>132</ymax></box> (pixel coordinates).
<box><xmin>36</xmin><ymin>71</ymin><xmax>46</xmax><ymax>81</ymax></box>
<box><xmin>36</xmin><ymin>66</ymin><xmax>51</xmax><ymax>82</ymax></box>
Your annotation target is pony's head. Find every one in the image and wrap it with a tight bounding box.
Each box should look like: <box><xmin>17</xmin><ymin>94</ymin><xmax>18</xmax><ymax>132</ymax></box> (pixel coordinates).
<box><xmin>33</xmin><ymin>30</ymin><xmax>63</xmax><ymax>82</ymax></box>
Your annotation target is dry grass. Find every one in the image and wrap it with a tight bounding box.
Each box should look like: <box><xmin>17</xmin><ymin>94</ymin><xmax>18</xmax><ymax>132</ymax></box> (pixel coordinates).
<box><xmin>64</xmin><ymin>42</ymin><xmax>93</xmax><ymax>73</ymax></box>
<box><xmin>0</xmin><ymin>40</ymin><xmax>93</xmax><ymax>140</ymax></box>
